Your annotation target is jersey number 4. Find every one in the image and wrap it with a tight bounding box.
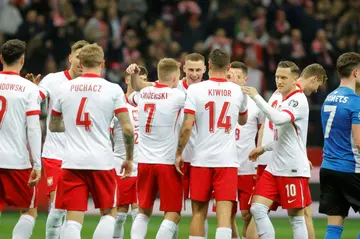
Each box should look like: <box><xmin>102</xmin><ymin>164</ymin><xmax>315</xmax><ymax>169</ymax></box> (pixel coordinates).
<box><xmin>205</xmin><ymin>101</ymin><xmax>231</xmax><ymax>133</ymax></box>
<box><xmin>323</xmin><ymin>105</ymin><xmax>337</xmax><ymax>138</ymax></box>
<box><xmin>76</xmin><ymin>97</ymin><xmax>92</xmax><ymax>131</ymax></box>
<box><xmin>0</xmin><ymin>96</ymin><xmax>7</xmax><ymax>128</ymax></box>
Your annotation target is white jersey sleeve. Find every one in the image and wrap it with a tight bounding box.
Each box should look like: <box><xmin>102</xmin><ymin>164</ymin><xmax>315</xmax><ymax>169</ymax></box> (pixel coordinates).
<box><xmin>128</xmin><ymin>91</ymin><xmax>140</xmax><ymax>107</ymax></box>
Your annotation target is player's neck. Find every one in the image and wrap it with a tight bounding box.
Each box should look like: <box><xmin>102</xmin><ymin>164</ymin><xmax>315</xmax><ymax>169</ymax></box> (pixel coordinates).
<box><xmin>209</xmin><ymin>71</ymin><xmax>226</xmax><ymax>80</ymax></box>
<box><xmin>296</xmin><ymin>78</ymin><xmax>306</xmax><ymax>90</ymax></box>
<box><xmin>126</xmin><ymin>88</ymin><xmax>134</xmax><ymax>96</ymax></box>
<box><xmin>281</xmin><ymin>86</ymin><xmax>297</xmax><ymax>99</ymax></box>
<box><xmin>340</xmin><ymin>78</ymin><xmax>356</xmax><ymax>91</ymax></box>
<box><xmin>81</xmin><ymin>67</ymin><xmax>101</xmax><ymax>76</ymax></box>
<box><xmin>2</xmin><ymin>65</ymin><xmax>21</xmax><ymax>74</ymax></box>
<box><xmin>68</xmin><ymin>67</ymin><xmax>77</xmax><ymax>79</ymax></box>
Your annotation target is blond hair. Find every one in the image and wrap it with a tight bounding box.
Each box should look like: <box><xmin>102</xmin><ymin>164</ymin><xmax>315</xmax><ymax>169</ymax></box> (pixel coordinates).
<box><xmin>79</xmin><ymin>43</ymin><xmax>104</xmax><ymax>68</ymax></box>
<box><xmin>157</xmin><ymin>58</ymin><xmax>180</xmax><ymax>81</ymax></box>
<box><xmin>301</xmin><ymin>63</ymin><xmax>328</xmax><ymax>83</ymax></box>
<box><xmin>71</xmin><ymin>40</ymin><xmax>89</xmax><ymax>53</ymax></box>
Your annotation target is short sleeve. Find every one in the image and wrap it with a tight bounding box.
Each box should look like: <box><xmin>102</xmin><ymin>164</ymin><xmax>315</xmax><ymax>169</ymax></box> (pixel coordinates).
<box><xmin>51</xmin><ymin>96</ymin><xmax>62</xmax><ymax>116</ymax></box>
<box><xmin>239</xmin><ymin>94</ymin><xmax>248</xmax><ymax>115</ymax></box>
<box><xmin>26</xmin><ymin>87</ymin><xmax>41</xmax><ymax>116</ymax></box>
<box><xmin>257</xmin><ymin>109</ymin><xmax>266</xmax><ymax>124</ymax></box>
<box><xmin>184</xmin><ymin>86</ymin><xmax>196</xmax><ymax>115</ymax></box>
<box><xmin>280</xmin><ymin>94</ymin><xmax>307</xmax><ymax>122</ymax></box>
<box><xmin>351</xmin><ymin>97</ymin><xmax>360</xmax><ymax>124</ymax></box>
<box><xmin>175</xmin><ymin>90</ymin><xmax>186</xmax><ymax>109</ymax></box>
<box><xmin>113</xmin><ymin>85</ymin><xmax>128</xmax><ymax>114</ymax></box>
<box><xmin>128</xmin><ymin>91</ymin><xmax>140</xmax><ymax>107</ymax></box>
<box><xmin>38</xmin><ymin>74</ymin><xmax>51</xmax><ymax>100</ymax></box>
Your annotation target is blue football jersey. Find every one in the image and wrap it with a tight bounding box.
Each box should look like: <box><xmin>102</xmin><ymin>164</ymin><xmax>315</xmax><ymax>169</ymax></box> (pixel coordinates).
<box><xmin>321</xmin><ymin>86</ymin><xmax>360</xmax><ymax>173</ymax></box>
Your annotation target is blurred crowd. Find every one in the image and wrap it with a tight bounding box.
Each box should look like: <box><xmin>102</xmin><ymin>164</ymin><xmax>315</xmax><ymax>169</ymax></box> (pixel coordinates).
<box><xmin>1</xmin><ymin>0</ymin><xmax>360</xmax><ymax>107</ymax></box>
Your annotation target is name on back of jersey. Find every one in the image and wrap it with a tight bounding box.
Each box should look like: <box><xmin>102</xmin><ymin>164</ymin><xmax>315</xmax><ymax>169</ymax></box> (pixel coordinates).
<box><xmin>70</xmin><ymin>84</ymin><xmax>102</xmax><ymax>92</ymax></box>
<box><xmin>141</xmin><ymin>92</ymin><xmax>168</xmax><ymax>100</ymax></box>
<box><xmin>0</xmin><ymin>83</ymin><xmax>26</xmax><ymax>92</ymax></box>
<box><xmin>208</xmin><ymin>89</ymin><xmax>232</xmax><ymax>96</ymax></box>
<box><xmin>325</xmin><ymin>93</ymin><xmax>348</xmax><ymax>103</ymax></box>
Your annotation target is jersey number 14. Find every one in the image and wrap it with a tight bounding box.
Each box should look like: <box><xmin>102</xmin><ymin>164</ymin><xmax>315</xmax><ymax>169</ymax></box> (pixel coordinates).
<box><xmin>205</xmin><ymin>101</ymin><xmax>231</xmax><ymax>133</ymax></box>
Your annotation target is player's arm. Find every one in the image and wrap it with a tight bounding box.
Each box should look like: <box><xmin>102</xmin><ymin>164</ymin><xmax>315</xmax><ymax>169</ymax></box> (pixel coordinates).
<box><xmin>257</xmin><ymin>123</ymin><xmax>265</xmax><ymax>146</ymax></box>
<box><xmin>26</xmin><ymin>88</ymin><xmax>42</xmax><ymax>186</ymax></box>
<box><xmin>126</xmin><ymin>63</ymin><xmax>153</xmax><ymax>91</ymax></box>
<box><xmin>49</xmin><ymin>114</ymin><xmax>65</xmax><ymax>132</ymax></box>
<box><xmin>115</xmin><ymin>112</ymin><xmax>134</xmax><ymax>162</ymax></box>
<box><xmin>238</xmin><ymin>93</ymin><xmax>248</xmax><ymax>125</ymax></box>
<box><xmin>177</xmin><ymin>112</ymin><xmax>194</xmax><ymax>157</ymax></box>
<box><xmin>351</xmin><ymin>102</ymin><xmax>360</xmax><ymax>150</ymax></box>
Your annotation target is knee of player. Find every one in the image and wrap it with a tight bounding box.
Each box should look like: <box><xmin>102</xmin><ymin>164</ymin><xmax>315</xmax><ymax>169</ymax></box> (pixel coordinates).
<box><xmin>164</xmin><ymin>211</ymin><xmax>181</xmax><ymax>224</ymax></box>
<box><xmin>22</xmin><ymin>208</ymin><xmax>38</xmax><ymax>219</ymax></box>
<box><xmin>241</xmin><ymin>210</ymin><xmax>252</xmax><ymax>223</ymax></box>
<box><xmin>250</xmin><ymin>203</ymin><xmax>268</xmax><ymax>219</ymax></box>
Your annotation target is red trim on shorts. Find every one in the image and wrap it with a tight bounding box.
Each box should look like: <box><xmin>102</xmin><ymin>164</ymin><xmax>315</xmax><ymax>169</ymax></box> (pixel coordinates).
<box><xmin>282</xmin><ymin>109</ymin><xmax>295</xmax><ymax>122</ymax></box>
<box><xmin>184</xmin><ymin>109</ymin><xmax>195</xmax><ymax>115</ymax></box>
<box><xmin>82</xmin><ymin>73</ymin><xmax>100</xmax><ymax>78</ymax></box>
<box><xmin>0</xmin><ymin>71</ymin><xmax>20</xmax><ymax>75</ymax></box>
<box><xmin>64</xmin><ymin>70</ymin><xmax>72</xmax><ymax>80</ymax></box>
<box><xmin>51</xmin><ymin>110</ymin><xmax>62</xmax><ymax>116</ymax></box>
<box><xmin>114</xmin><ymin>108</ymin><xmax>128</xmax><ymax>114</ymax></box>
<box><xmin>39</xmin><ymin>90</ymin><xmax>46</xmax><ymax>100</ymax></box>
<box><xmin>283</xmin><ymin>89</ymin><xmax>302</xmax><ymax>102</ymax></box>
<box><xmin>26</xmin><ymin>110</ymin><xmax>41</xmax><ymax>116</ymax></box>
<box><xmin>209</xmin><ymin>78</ymin><xmax>227</xmax><ymax>82</ymax></box>
<box><xmin>154</xmin><ymin>82</ymin><xmax>168</xmax><ymax>88</ymax></box>
<box><xmin>239</xmin><ymin>110</ymin><xmax>248</xmax><ymax>116</ymax></box>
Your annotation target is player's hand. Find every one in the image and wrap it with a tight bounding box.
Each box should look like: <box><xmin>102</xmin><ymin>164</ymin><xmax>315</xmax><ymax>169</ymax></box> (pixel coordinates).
<box><xmin>120</xmin><ymin>160</ymin><xmax>133</xmax><ymax>179</ymax></box>
<box><xmin>25</xmin><ymin>73</ymin><xmax>41</xmax><ymax>85</ymax></box>
<box><xmin>309</xmin><ymin>160</ymin><xmax>313</xmax><ymax>170</ymax></box>
<box><xmin>241</xmin><ymin>86</ymin><xmax>259</xmax><ymax>99</ymax></box>
<box><xmin>175</xmin><ymin>154</ymin><xmax>184</xmax><ymax>176</ymax></box>
<box><xmin>249</xmin><ymin>146</ymin><xmax>265</xmax><ymax>162</ymax></box>
<box><xmin>28</xmin><ymin>169</ymin><xmax>41</xmax><ymax>187</ymax></box>
<box><xmin>126</xmin><ymin>64</ymin><xmax>140</xmax><ymax>75</ymax></box>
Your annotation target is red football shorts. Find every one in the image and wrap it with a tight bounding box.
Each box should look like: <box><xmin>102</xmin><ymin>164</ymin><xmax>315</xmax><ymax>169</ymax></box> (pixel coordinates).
<box><xmin>55</xmin><ymin>169</ymin><xmax>117</xmax><ymax>211</ymax></box>
<box><xmin>254</xmin><ymin>170</ymin><xmax>312</xmax><ymax>209</ymax></box>
<box><xmin>255</xmin><ymin>165</ymin><xmax>279</xmax><ymax>211</ymax></box>
<box><xmin>137</xmin><ymin>163</ymin><xmax>182</xmax><ymax>212</ymax></box>
<box><xmin>237</xmin><ymin>175</ymin><xmax>256</xmax><ymax>211</ymax></box>
<box><xmin>116</xmin><ymin>176</ymin><xmax>137</xmax><ymax>207</ymax></box>
<box><xmin>182</xmin><ymin>162</ymin><xmax>191</xmax><ymax>200</ymax></box>
<box><xmin>190</xmin><ymin>166</ymin><xmax>238</xmax><ymax>202</ymax></box>
<box><xmin>42</xmin><ymin>158</ymin><xmax>62</xmax><ymax>195</ymax></box>
<box><xmin>0</xmin><ymin>168</ymin><xmax>38</xmax><ymax>211</ymax></box>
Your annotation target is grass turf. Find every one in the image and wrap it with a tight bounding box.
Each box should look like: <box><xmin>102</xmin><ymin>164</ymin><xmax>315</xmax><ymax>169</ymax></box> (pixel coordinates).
<box><xmin>0</xmin><ymin>213</ymin><xmax>358</xmax><ymax>238</ymax></box>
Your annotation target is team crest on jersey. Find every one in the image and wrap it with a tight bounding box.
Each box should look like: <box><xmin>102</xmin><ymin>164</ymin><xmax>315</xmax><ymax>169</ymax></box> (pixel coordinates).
<box><xmin>47</xmin><ymin>177</ymin><xmax>53</xmax><ymax>186</ymax></box>
<box><xmin>132</xmin><ymin>110</ymin><xmax>138</xmax><ymax>121</ymax></box>
<box><xmin>288</xmin><ymin>99</ymin><xmax>298</xmax><ymax>107</ymax></box>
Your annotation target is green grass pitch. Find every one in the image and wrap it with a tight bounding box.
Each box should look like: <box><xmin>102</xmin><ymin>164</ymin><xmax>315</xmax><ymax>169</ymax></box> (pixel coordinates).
<box><xmin>0</xmin><ymin>213</ymin><xmax>358</xmax><ymax>238</ymax></box>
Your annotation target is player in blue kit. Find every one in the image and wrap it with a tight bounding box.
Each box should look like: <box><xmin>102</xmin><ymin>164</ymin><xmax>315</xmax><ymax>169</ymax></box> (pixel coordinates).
<box><xmin>320</xmin><ymin>52</ymin><xmax>360</xmax><ymax>239</ymax></box>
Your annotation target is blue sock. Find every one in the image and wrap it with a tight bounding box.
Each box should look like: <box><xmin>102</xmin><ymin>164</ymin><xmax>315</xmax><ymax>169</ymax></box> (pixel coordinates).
<box><xmin>325</xmin><ymin>225</ymin><xmax>343</xmax><ymax>239</ymax></box>
<box><xmin>357</xmin><ymin>233</ymin><xmax>360</xmax><ymax>239</ymax></box>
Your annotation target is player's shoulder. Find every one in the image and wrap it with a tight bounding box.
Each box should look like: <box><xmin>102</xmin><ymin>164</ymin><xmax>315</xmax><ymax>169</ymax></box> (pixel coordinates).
<box><xmin>42</xmin><ymin>71</ymin><xmax>66</xmax><ymax>82</ymax></box>
<box><xmin>286</xmin><ymin>91</ymin><xmax>308</xmax><ymax>108</ymax></box>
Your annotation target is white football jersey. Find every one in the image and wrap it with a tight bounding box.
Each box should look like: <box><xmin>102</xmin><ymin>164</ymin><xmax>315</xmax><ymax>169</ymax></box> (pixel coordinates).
<box><xmin>263</xmin><ymin>90</ymin><xmax>310</xmax><ymax>177</ymax></box>
<box><xmin>52</xmin><ymin>73</ymin><xmax>127</xmax><ymax>170</ymax></box>
<box><xmin>113</xmin><ymin>100</ymin><xmax>139</xmax><ymax>176</ymax></box>
<box><xmin>184</xmin><ymin>78</ymin><xmax>248</xmax><ymax>168</ymax></box>
<box><xmin>38</xmin><ymin>70</ymin><xmax>72</xmax><ymax>160</ymax></box>
<box><xmin>236</xmin><ymin>96</ymin><xmax>265</xmax><ymax>175</ymax></box>
<box><xmin>258</xmin><ymin>91</ymin><xmax>282</xmax><ymax>165</ymax></box>
<box><xmin>0</xmin><ymin>72</ymin><xmax>41</xmax><ymax>169</ymax></box>
<box><xmin>129</xmin><ymin>82</ymin><xmax>186</xmax><ymax>165</ymax></box>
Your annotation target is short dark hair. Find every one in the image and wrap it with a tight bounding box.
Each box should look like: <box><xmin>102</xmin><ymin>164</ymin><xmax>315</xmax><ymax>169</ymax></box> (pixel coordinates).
<box><xmin>336</xmin><ymin>52</ymin><xmax>360</xmax><ymax>78</ymax></box>
<box><xmin>139</xmin><ymin>65</ymin><xmax>148</xmax><ymax>76</ymax></box>
<box><xmin>208</xmin><ymin>49</ymin><xmax>230</xmax><ymax>71</ymax></box>
<box><xmin>301</xmin><ymin>63</ymin><xmax>328</xmax><ymax>83</ymax></box>
<box><xmin>185</xmin><ymin>53</ymin><xmax>205</xmax><ymax>62</ymax></box>
<box><xmin>277</xmin><ymin>61</ymin><xmax>300</xmax><ymax>77</ymax></box>
<box><xmin>0</xmin><ymin>39</ymin><xmax>26</xmax><ymax>65</ymax></box>
<box><xmin>230</xmin><ymin>61</ymin><xmax>248</xmax><ymax>76</ymax></box>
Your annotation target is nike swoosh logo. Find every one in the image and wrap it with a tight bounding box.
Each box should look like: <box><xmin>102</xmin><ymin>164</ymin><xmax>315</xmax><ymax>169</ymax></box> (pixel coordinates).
<box><xmin>288</xmin><ymin>199</ymin><xmax>296</xmax><ymax>203</ymax></box>
<box><xmin>259</xmin><ymin>233</ymin><xmax>266</xmax><ymax>237</ymax></box>
<box><xmin>52</xmin><ymin>225</ymin><xmax>61</xmax><ymax>228</ymax></box>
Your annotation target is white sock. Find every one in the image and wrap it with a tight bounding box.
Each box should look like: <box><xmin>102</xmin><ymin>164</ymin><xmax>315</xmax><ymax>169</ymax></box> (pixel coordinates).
<box><xmin>289</xmin><ymin>216</ymin><xmax>308</xmax><ymax>239</ymax></box>
<box><xmin>204</xmin><ymin>219</ymin><xmax>209</xmax><ymax>239</ymax></box>
<box><xmin>172</xmin><ymin>224</ymin><xmax>179</xmax><ymax>239</ymax></box>
<box><xmin>63</xmin><ymin>220</ymin><xmax>82</xmax><ymax>239</ymax></box>
<box><xmin>60</xmin><ymin>213</ymin><xmax>67</xmax><ymax>239</ymax></box>
<box><xmin>113</xmin><ymin>212</ymin><xmax>127</xmax><ymax>239</ymax></box>
<box><xmin>46</xmin><ymin>208</ymin><xmax>66</xmax><ymax>239</ymax></box>
<box><xmin>156</xmin><ymin>219</ymin><xmax>177</xmax><ymax>239</ymax></box>
<box><xmin>131</xmin><ymin>214</ymin><xmax>149</xmax><ymax>239</ymax></box>
<box><xmin>216</xmin><ymin>227</ymin><xmax>232</xmax><ymax>239</ymax></box>
<box><xmin>131</xmin><ymin>208</ymin><xmax>138</xmax><ymax>222</ymax></box>
<box><xmin>12</xmin><ymin>215</ymin><xmax>35</xmax><ymax>239</ymax></box>
<box><xmin>93</xmin><ymin>215</ymin><xmax>116</xmax><ymax>239</ymax></box>
<box><xmin>250</xmin><ymin>203</ymin><xmax>275</xmax><ymax>239</ymax></box>
<box><xmin>189</xmin><ymin>237</ymin><xmax>205</xmax><ymax>239</ymax></box>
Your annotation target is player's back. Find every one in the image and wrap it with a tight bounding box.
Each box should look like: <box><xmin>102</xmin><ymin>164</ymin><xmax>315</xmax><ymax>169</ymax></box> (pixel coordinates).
<box><xmin>54</xmin><ymin>74</ymin><xmax>126</xmax><ymax>170</ymax></box>
<box><xmin>185</xmin><ymin>79</ymin><xmax>247</xmax><ymax>167</ymax></box>
<box><xmin>0</xmin><ymin>72</ymin><xmax>40</xmax><ymax>169</ymax></box>
<box><xmin>136</xmin><ymin>82</ymin><xmax>185</xmax><ymax>165</ymax></box>
<box><xmin>321</xmin><ymin>86</ymin><xmax>360</xmax><ymax>173</ymax></box>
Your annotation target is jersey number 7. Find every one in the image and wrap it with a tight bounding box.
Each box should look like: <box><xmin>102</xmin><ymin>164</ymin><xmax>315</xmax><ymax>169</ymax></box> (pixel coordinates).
<box><xmin>0</xmin><ymin>96</ymin><xmax>7</xmax><ymax>129</ymax></box>
<box><xmin>323</xmin><ymin>105</ymin><xmax>337</xmax><ymax>138</ymax></box>
<box><xmin>144</xmin><ymin>103</ymin><xmax>155</xmax><ymax>133</ymax></box>
<box><xmin>76</xmin><ymin>97</ymin><xmax>92</xmax><ymax>131</ymax></box>
<box><xmin>205</xmin><ymin>101</ymin><xmax>231</xmax><ymax>133</ymax></box>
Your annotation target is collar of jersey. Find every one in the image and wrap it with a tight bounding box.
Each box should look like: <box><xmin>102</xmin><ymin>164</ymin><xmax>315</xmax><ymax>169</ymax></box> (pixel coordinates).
<box><xmin>210</xmin><ymin>78</ymin><xmax>227</xmax><ymax>82</ymax></box>
<box><xmin>154</xmin><ymin>82</ymin><xmax>168</xmax><ymax>88</ymax></box>
<box><xmin>81</xmin><ymin>73</ymin><xmax>101</xmax><ymax>78</ymax></box>
<box><xmin>0</xmin><ymin>71</ymin><xmax>19</xmax><ymax>75</ymax></box>
<box><xmin>64</xmin><ymin>69</ymin><xmax>72</xmax><ymax>80</ymax></box>
<box><xmin>283</xmin><ymin>88</ymin><xmax>302</xmax><ymax>102</ymax></box>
